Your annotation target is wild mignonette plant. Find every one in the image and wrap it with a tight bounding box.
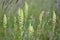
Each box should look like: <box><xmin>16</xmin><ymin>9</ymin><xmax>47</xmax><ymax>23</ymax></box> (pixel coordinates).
<box><xmin>0</xmin><ymin>0</ymin><xmax>60</xmax><ymax>40</ymax></box>
<box><xmin>3</xmin><ymin>14</ymin><xmax>7</xmax><ymax>39</ymax></box>
<box><xmin>3</xmin><ymin>14</ymin><xmax>7</xmax><ymax>28</ymax></box>
<box><xmin>52</xmin><ymin>11</ymin><xmax>56</xmax><ymax>33</ymax></box>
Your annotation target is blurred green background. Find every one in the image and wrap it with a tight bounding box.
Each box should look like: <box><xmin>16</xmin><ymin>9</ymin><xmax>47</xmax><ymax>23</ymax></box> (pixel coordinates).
<box><xmin>0</xmin><ymin>0</ymin><xmax>60</xmax><ymax>40</ymax></box>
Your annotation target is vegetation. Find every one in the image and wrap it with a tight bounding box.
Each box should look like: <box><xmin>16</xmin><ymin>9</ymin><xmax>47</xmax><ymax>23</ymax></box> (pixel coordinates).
<box><xmin>0</xmin><ymin>0</ymin><xmax>60</xmax><ymax>40</ymax></box>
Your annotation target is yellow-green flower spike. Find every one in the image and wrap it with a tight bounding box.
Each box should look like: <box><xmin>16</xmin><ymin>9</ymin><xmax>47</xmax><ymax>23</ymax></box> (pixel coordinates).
<box><xmin>3</xmin><ymin>14</ymin><xmax>7</xmax><ymax>28</ymax></box>
<box><xmin>52</xmin><ymin>11</ymin><xmax>56</xmax><ymax>32</ymax></box>
<box><xmin>25</xmin><ymin>1</ymin><xmax>28</xmax><ymax>13</ymax></box>
<box><xmin>18</xmin><ymin>8</ymin><xmax>24</xmax><ymax>29</ymax></box>
<box><xmin>29</xmin><ymin>23</ymin><xmax>34</xmax><ymax>40</ymax></box>
<box><xmin>17</xmin><ymin>8</ymin><xmax>24</xmax><ymax>40</ymax></box>
<box><xmin>53</xmin><ymin>11</ymin><xmax>56</xmax><ymax>23</ymax></box>
<box><xmin>39</xmin><ymin>11</ymin><xmax>44</xmax><ymax>24</ymax></box>
<box><xmin>29</xmin><ymin>23</ymin><xmax>34</xmax><ymax>34</ymax></box>
<box><xmin>24</xmin><ymin>1</ymin><xmax>28</xmax><ymax>19</ymax></box>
